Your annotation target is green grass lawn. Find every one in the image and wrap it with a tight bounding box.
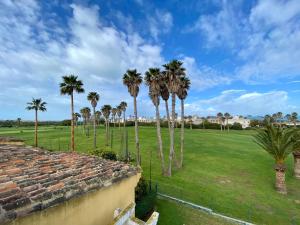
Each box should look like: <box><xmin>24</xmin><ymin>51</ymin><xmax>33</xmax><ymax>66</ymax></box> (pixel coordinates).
<box><xmin>1</xmin><ymin>125</ymin><xmax>300</xmax><ymax>225</ymax></box>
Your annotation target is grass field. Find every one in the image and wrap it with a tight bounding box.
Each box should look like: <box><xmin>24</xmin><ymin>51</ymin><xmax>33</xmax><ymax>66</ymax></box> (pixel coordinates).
<box><xmin>1</xmin><ymin>125</ymin><xmax>300</xmax><ymax>225</ymax></box>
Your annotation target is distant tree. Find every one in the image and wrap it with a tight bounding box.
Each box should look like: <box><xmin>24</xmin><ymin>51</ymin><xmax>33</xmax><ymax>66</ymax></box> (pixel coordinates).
<box><xmin>87</xmin><ymin>92</ymin><xmax>100</xmax><ymax>148</ymax></box>
<box><xmin>117</xmin><ymin>105</ymin><xmax>122</xmax><ymax>129</ymax></box>
<box><xmin>120</xmin><ymin>101</ymin><xmax>127</xmax><ymax>129</ymax></box>
<box><xmin>188</xmin><ymin>115</ymin><xmax>193</xmax><ymax>130</ymax></box>
<box><xmin>217</xmin><ymin>112</ymin><xmax>223</xmax><ymax>131</ymax></box>
<box><xmin>74</xmin><ymin>113</ymin><xmax>81</xmax><ymax>127</ymax></box>
<box><xmin>101</xmin><ymin>105</ymin><xmax>112</xmax><ymax>146</ymax></box>
<box><xmin>254</xmin><ymin>124</ymin><xmax>295</xmax><ymax>194</ymax></box>
<box><xmin>26</xmin><ymin>98</ymin><xmax>47</xmax><ymax>147</ymax></box>
<box><xmin>224</xmin><ymin>112</ymin><xmax>231</xmax><ymax>131</ymax></box>
<box><xmin>80</xmin><ymin>107</ymin><xmax>91</xmax><ymax>135</ymax></box>
<box><xmin>17</xmin><ymin>118</ymin><xmax>21</xmax><ymax>127</ymax></box>
<box><xmin>291</xmin><ymin>112</ymin><xmax>298</xmax><ymax>128</ymax></box>
<box><xmin>60</xmin><ymin>75</ymin><xmax>84</xmax><ymax>152</ymax></box>
<box><xmin>111</xmin><ymin>107</ymin><xmax>118</xmax><ymax>128</ymax></box>
<box><xmin>123</xmin><ymin>69</ymin><xmax>143</xmax><ymax>166</ymax></box>
<box><xmin>95</xmin><ymin>111</ymin><xmax>101</xmax><ymax>125</ymax></box>
<box><xmin>277</xmin><ymin>112</ymin><xmax>283</xmax><ymax>127</ymax></box>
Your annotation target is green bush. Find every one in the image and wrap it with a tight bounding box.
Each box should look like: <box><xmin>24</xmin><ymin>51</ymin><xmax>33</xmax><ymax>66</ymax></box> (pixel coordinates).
<box><xmin>101</xmin><ymin>150</ymin><xmax>117</xmax><ymax>161</ymax></box>
<box><xmin>135</xmin><ymin>177</ymin><xmax>156</xmax><ymax>220</ymax></box>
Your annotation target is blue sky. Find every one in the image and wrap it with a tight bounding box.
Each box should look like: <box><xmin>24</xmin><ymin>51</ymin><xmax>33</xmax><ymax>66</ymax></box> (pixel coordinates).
<box><xmin>1</xmin><ymin>0</ymin><xmax>300</xmax><ymax>120</ymax></box>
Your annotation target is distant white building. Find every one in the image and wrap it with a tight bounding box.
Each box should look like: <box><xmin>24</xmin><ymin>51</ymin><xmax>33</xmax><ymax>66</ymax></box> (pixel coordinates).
<box><xmin>227</xmin><ymin>116</ymin><xmax>250</xmax><ymax>128</ymax></box>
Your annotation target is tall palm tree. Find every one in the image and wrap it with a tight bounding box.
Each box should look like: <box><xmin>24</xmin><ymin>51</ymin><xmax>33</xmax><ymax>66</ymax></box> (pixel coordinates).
<box><xmin>177</xmin><ymin>67</ymin><xmax>190</xmax><ymax>158</ymax></box>
<box><xmin>160</xmin><ymin>83</ymin><xmax>171</xmax><ymax>132</ymax></box>
<box><xmin>254</xmin><ymin>124</ymin><xmax>295</xmax><ymax>194</ymax></box>
<box><xmin>87</xmin><ymin>92</ymin><xmax>100</xmax><ymax>148</ymax></box>
<box><xmin>224</xmin><ymin>112</ymin><xmax>231</xmax><ymax>131</ymax></box>
<box><xmin>292</xmin><ymin>130</ymin><xmax>300</xmax><ymax>179</ymax></box>
<box><xmin>117</xmin><ymin>105</ymin><xmax>122</xmax><ymax>130</ymax></box>
<box><xmin>17</xmin><ymin>118</ymin><xmax>21</xmax><ymax>127</ymax></box>
<box><xmin>111</xmin><ymin>108</ymin><xmax>118</xmax><ymax>128</ymax></box>
<box><xmin>123</xmin><ymin>69</ymin><xmax>143</xmax><ymax>166</ymax></box>
<box><xmin>74</xmin><ymin>113</ymin><xmax>81</xmax><ymax>127</ymax></box>
<box><xmin>291</xmin><ymin>112</ymin><xmax>298</xmax><ymax>128</ymax></box>
<box><xmin>163</xmin><ymin>60</ymin><xmax>186</xmax><ymax>176</ymax></box>
<box><xmin>217</xmin><ymin>112</ymin><xmax>223</xmax><ymax>131</ymax></box>
<box><xmin>145</xmin><ymin>68</ymin><xmax>165</xmax><ymax>174</ymax></box>
<box><xmin>101</xmin><ymin>105</ymin><xmax>112</xmax><ymax>146</ymax></box>
<box><xmin>60</xmin><ymin>75</ymin><xmax>84</xmax><ymax>152</ymax></box>
<box><xmin>26</xmin><ymin>98</ymin><xmax>47</xmax><ymax>147</ymax></box>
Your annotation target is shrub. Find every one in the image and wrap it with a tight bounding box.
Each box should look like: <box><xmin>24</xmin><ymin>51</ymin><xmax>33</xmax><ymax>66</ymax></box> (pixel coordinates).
<box><xmin>230</xmin><ymin>122</ymin><xmax>243</xmax><ymax>130</ymax></box>
<box><xmin>135</xmin><ymin>177</ymin><xmax>148</xmax><ymax>202</ymax></box>
<box><xmin>101</xmin><ymin>151</ymin><xmax>117</xmax><ymax>161</ymax></box>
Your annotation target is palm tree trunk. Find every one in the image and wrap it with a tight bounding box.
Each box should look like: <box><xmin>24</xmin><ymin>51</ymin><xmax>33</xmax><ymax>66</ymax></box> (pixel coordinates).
<box><xmin>179</xmin><ymin>99</ymin><xmax>184</xmax><ymax>168</ymax></box>
<box><xmin>275</xmin><ymin>164</ymin><xmax>287</xmax><ymax>194</ymax></box>
<box><xmin>93</xmin><ymin>107</ymin><xmax>96</xmax><ymax>148</ymax></box>
<box><xmin>35</xmin><ymin>109</ymin><xmax>38</xmax><ymax>147</ymax></box>
<box><xmin>105</xmin><ymin>119</ymin><xmax>108</xmax><ymax>146</ymax></box>
<box><xmin>165</xmin><ymin>100</ymin><xmax>171</xmax><ymax>133</ymax></box>
<box><xmin>220</xmin><ymin>119</ymin><xmax>222</xmax><ymax>131</ymax></box>
<box><xmin>227</xmin><ymin>119</ymin><xmax>229</xmax><ymax>131</ymax></box>
<box><xmin>71</xmin><ymin>93</ymin><xmax>75</xmax><ymax>152</ymax></box>
<box><xmin>293</xmin><ymin>151</ymin><xmax>300</xmax><ymax>179</ymax></box>
<box><xmin>134</xmin><ymin>96</ymin><xmax>140</xmax><ymax>166</ymax></box>
<box><xmin>155</xmin><ymin>103</ymin><xmax>165</xmax><ymax>174</ymax></box>
<box><xmin>119</xmin><ymin>117</ymin><xmax>121</xmax><ymax>130</ymax></box>
<box><xmin>167</xmin><ymin>93</ymin><xmax>176</xmax><ymax>176</ymax></box>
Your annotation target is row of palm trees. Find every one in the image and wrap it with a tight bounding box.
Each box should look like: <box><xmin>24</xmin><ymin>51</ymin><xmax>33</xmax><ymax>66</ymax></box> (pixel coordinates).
<box><xmin>264</xmin><ymin>112</ymin><xmax>298</xmax><ymax>127</ymax></box>
<box><xmin>217</xmin><ymin>112</ymin><xmax>231</xmax><ymax>131</ymax></box>
<box><xmin>122</xmin><ymin>60</ymin><xmax>190</xmax><ymax>176</ymax></box>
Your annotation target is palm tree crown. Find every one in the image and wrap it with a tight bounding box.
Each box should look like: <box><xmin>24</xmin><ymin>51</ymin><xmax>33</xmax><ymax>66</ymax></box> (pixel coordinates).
<box><xmin>123</xmin><ymin>69</ymin><xmax>143</xmax><ymax>97</ymax></box>
<box><xmin>26</xmin><ymin>98</ymin><xmax>47</xmax><ymax>112</ymax></box>
<box><xmin>120</xmin><ymin>101</ymin><xmax>127</xmax><ymax>112</ymax></box>
<box><xmin>60</xmin><ymin>75</ymin><xmax>84</xmax><ymax>95</ymax></box>
<box><xmin>163</xmin><ymin>60</ymin><xmax>186</xmax><ymax>93</ymax></box>
<box><xmin>254</xmin><ymin>124</ymin><xmax>295</xmax><ymax>164</ymax></box>
<box><xmin>101</xmin><ymin>105</ymin><xmax>112</xmax><ymax>120</ymax></box>
<box><xmin>145</xmin><ymin>68</ymin><xmax>163</xmax><ymax>106</ymax></box>
<box><xmin>177</xmin><ymin>76</ymin><xmax>190</xmax><ymax>100</ymax></box>
<box><xmin>87</xmin><ymin>92</ymin><xmax>100</xmax><ymax>108</ymax></box>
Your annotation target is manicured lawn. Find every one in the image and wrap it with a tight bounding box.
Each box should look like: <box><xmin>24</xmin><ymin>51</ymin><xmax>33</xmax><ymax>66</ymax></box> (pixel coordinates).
<box><xmin>1</xmin><ymin>125</ymin><xmax>300</xmax><ymax>225</ymax></box>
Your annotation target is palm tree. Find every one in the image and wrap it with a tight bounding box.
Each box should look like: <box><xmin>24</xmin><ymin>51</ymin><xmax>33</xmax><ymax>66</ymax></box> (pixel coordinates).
<box><xmin>101</xmin><ymin>105</ymin><xmax>112</xmax><ymax>146</ymax></box>
<box><xmin>285</xmin><ymin>114</ymin><xmax>291</xmax><ymax>126</ymax></box>
<box><xmin>60</xmin><ymin>75</ymin><xmax>84</xmax><ymax>152</ymax></box>
<box><xmin>224</xmin><ymin>112</ymin><xmax>231</xmax><ymax>131</ymax></box>
<box><xmin>160</xmin><ymin>83</ymin><xmax>171</xmax><ymax>133</ymax></box>
<box><xmin>26</xmin><ymin>98</ymin><xmax>47</xmax><ymax>147</ymax></box>
<box><xmin>120</xmin><ymin>101</ymin><xmax>127</xmax><ymax>129</ymax></box>
<box><xmin>277</xmin><ymin>112</ymin><xmax>283</xmax><ymax>127</ymax></box>
<box><xmin>111</xmin><ymin>108</ymin><xmax>118</xmax><ymax>128</ymax></box>
<box><xmin>95</xmin><ymin>111</ymin><xmax>101</xmax><ymax>125</ymax></box>
<box><xmin>254</xmin><ymin>124</ymin><xmax>295</xmax><ymax>194</ymax></box>
<box><xmin>163</xmin><ymin>60</ymin><xmax>186</xmax><ymax>176</ymax></box>
<box><xmin>87</xmin><ymin>92</ymin><xmax>100</xmax><ymax>148</ymax></box>
<box><xmin>177</xmin><ymin>72</ymin><xmax>193</xmax><ymax>172</ymax></box>
<box><xmin>74</xmin><ymin>113</ymin><xmax>81</xmax><ymax>127</ymax></box>
<box><xmin>291</xmin><ymin>112</ymin><xmax>298</xmax><ymax>128</ymax></box>
<box><xmin>292</xmin><ymin>130</ymin><xmax>300</xmax><ymax>179</ymax></box>
<box><xmin>17</xmin><ymin>118</ymin><xmax>21</xmax><ymax>127</ymax></box>
<box><xmin>80</xmin><ymin>107</ymin><xmax>90</xmax><ymax>135</ymax></box>
<box><xmin>145</xmin><ymin>68</ymin><xmax>165</xmax><ymax>174</ymax></box>
<box><xmin>123</xmin><ymin>69</ymin><xmax>143</xmax><ymax>166</ymax></box>
<box><xmin>117</xmin><ymin>105</ymin><xmax>122</xmax><ymax>130</ymax></box>
<box><xmin>217</xmin><ymin>112</ymin><xmax>223</xmax><ymax>131</ymax></box>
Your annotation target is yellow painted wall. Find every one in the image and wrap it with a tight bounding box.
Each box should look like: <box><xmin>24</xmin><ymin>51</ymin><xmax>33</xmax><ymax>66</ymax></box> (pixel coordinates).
<box><xmin>8</xmin><ymin>173</ymin><xmax>141</xmax><ymax>225</ymax></box>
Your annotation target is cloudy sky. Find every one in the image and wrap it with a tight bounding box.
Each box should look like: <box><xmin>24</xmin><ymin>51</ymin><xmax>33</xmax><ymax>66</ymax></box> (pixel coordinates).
<box><xmin>1</xmin><ymin>0</ymin><xmax>300</xmax><ymax>120</ymax></box>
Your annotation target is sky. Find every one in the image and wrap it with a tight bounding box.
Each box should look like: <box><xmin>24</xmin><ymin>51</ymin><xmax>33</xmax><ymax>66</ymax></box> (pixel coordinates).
<box><xmin>0</xmin><ymin>0</ymin><xmax>300</xmax><ymax>120</ymax></box>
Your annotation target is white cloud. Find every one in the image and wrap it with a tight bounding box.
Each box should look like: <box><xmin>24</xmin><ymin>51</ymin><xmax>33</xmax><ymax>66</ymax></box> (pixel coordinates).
<box><xmin>0</xmin><ymin>1</ymin><xmax>165</xmax><ymax>120</ymax></box>
<box><xmin>185</xmin><ymin>90</ymin><xmax>296</xmax><ymax>116</ymax></box>
<box><xmin>147</xmin><ymin>10</ymin><xmax>173</xmax><ymax>40</ymax></box>
<box><xmin>182</xmin><ymin>56</ymin><xmax>232</xmax><ymax>91</ymax></box>
<box><xmin>188</xmin><ymin>0</ymin><xmax>300</xmax><ymax>83</ymax></box>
